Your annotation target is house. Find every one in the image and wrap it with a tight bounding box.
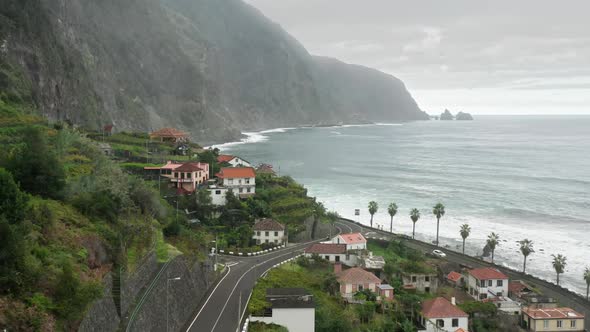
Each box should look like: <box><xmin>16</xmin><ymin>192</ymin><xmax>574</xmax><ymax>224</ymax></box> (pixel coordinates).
<box><xmin>208</xmin><ymin>167</ymin><xmax>256</xmax><ymax>205</ymax></box>
<box><xmin>520</xmin><ymin>294</ymin><xmax>558</xmax><ymax>309</ymax></box>
<box><xmin>361</xmin><ymin>254</ymin><xmax>386</xmax><ymax>277</ymax></box>
<box><xmin>217</xmin><ymin>154</ymin><xmax>251</xmax><ymax>167</ymax></box>
<box><xmin>330</xmin><ymin>233</ymin><xmax>367</xmax><ymax>250</ymax></box>
<box><xmin>482</xmin><ymin>296</ymin><xmax>521</xmax><ymax>315</ymax></box>
<box><xmin>466</xmin><ymin>268</ymin><xmax>509</xmax><ymax>301</ymax></box>
<box><xmin>335</xmin><ymin>263</ymin><xmax>382</xmax><ymax>299</ymax></box>
<box><xmin>103</xmin><ymin>124</ymin><xmax>113</xmax><ymax>136</ymax></box>
<box><xmin>402</xmin><ymin>272</ymin><xmax>439</xmax><ymax>294</ymax></box>
<box><xmin>447</xmin><ymin>271</ymin><xmax>464</xmax><ymax>287</ymax></box>
<box><xmin>521</xmin><ymin>307</ymin><xmax>584</xmax><ymax>332</ymax></box>
<box><xmin>256</xmin><ymin>163</ymin><xmax>276</xmax><ymax>176</ymax></box>
<box><xmin>98</xmin><ymin>142</ymin><xmax>113</xmax><ymax>156</ymax></box>
<box><xmin>304</xmin><ymin>243</ymin><xmax>358</xmax><ymax>266</ymax></box>
<box><xmin>253</xmin><ymin>219</ymin><xmax>285</xmax><ymax>245</ymax></box>
<box><xmin>249</xmin><ymin>288</ymin><xmax>315</xmax><ymax>332</ymax></box>
<box><xmin>149</xmin><ymin>127</ymin><xmax>189</xmax><ymax>143</ymax></box>
<box><xmin>376</xmin><ymin>284</ymin><xmax>394</xmax><ymax>302</ymax></box>
<box><xmin>170</xmin><ymin>163</ymin><xmax>209</xmax><ymax>192</ymax></box>
<box><xmin>418</xmin><ymin>297</ymin><xmax>469</xmax><ymax>332</ymax></box>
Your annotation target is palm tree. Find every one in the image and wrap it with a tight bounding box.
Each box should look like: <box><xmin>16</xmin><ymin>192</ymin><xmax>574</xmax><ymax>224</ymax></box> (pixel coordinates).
<box><xmin>459</xmin><ymin>224</ymin><xmax>471</xmax><ymax>255</ymax></box>
<box><xmin>432</xmin><ymin>203</ymin><xmax>445</xmax><ymax>246</ymax></box>
<box><xmin>368</xmin><ymin>201</ymin><xmax>378</xmax><ymax>228</ymax></box>
<box><xmin>519</xmin><ymin>239</ymin><xmax>534</xmax><ymax>274</ymax></box>
<box><xmin>584</xmin><ymin>267</ymin><xmax>590</xmax><ymax>300</ymax></box>
<box><xmin>387</xmin><ymin>202</ymin><xmax>398</xmax><ymax>233</ymax></box>
<box><xmin>410</xmin><ymin>208</ymin><xmax>420</xmax><ymax>239</ymax></box>
<box><xmin>486</xmin><ymin>232</ymin><xmax>500</xmax><ymax>263</ymax></box>
<box><xmin>551</xmin><ymin>254</ymin><xmax>567</xmax><ymax>286</ymax></box>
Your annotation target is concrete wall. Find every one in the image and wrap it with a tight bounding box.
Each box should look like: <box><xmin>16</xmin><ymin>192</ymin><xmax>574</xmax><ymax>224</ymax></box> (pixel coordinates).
<box><xmin>128</xmin><ymin>256</ymin><xmax>213</xmax><ymax>332</ymax></box>
<box><xmin>250</xmin><ymin>308</ymin><xmax>315</xmax><ymax>332</ymax></box>
<box><xmin>121</xmin><ymin>252</ymin><xmax>160</xmax><ymax>315</ymax></box>
<box><xmin>291</xmin><ymin>217</ymin><xmax>337</xmax><ymax>243</ymax></box>
<box><xmin>78</xmin><ymin>274</ymin><xmax>120</xmax><ymax>332</ymax></box>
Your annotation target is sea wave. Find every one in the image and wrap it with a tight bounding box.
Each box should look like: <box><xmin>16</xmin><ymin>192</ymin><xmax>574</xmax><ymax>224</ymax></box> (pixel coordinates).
<box><xmin>207</xmin><ymin>127</ymin><xmax>296</xmax><ymax>150</ymax></box>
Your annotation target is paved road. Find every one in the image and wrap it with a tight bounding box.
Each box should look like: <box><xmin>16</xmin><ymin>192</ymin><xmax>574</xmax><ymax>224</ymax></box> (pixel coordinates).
<box><xmin>184</xmin><ymin>225</ymin><xmax>344</xmax><ymax>332</ymax></box>
<box><xmin>336</xmin><ymin>218</ymin><xmax>590</xmax><ymax>329</ymax></box>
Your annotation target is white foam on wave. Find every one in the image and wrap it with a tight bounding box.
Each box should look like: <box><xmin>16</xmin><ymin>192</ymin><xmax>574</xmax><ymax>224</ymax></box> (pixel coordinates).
<box><xmin>207</xmin><ymin>127</ymin><xmax>296</xmax><ymax>150</ymax></box>
<box><xmin>375</xmin><ymin>123</ymin><xmax>403</xmax><ymax>126</ymax></box>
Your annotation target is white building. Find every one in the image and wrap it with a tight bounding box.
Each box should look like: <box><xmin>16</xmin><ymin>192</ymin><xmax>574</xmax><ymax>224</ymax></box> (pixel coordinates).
<box><xmin>217</xmin><ymin>154</ymin><xmax>251</xmax><ymax>167</ymax></box>
<box><xmin>419</xmin><ymin>297</ymin><xmax>469</xmax><ymax>332</ymax></box>
<box><xmin>330</xmin><ymin>233</ymin><xmax>367</xmax><ymax>250</ymax></box>
<box><xmin>249</xmin><ymin>288</ymin><xmax>315</xmax><ymax>332</ymax></box>
<box><xmin>208</xmin><ymin>167</ymin><xmax>256</xmax><ymax>205</ymax></box>
<box><xmin>467</xmin><ymin>268</ymin><xmax>509</xmax><ymax>301</ymax></box>
<box><xmin>304</xmin><ymin>243</ymin><xmax>358</xmax><ymax>266</ymax></box>
<box><xmin>253</xmin><ymin>219</ymin><xmax>285</xmax><ymax>245</ymax></box>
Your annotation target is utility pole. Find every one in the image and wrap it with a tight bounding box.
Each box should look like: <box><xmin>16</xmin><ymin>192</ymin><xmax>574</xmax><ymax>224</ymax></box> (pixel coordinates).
<box><xmin>167</xmin><ymin>274</ymin><xmax>181</xmax><ymax>332</ymax></box>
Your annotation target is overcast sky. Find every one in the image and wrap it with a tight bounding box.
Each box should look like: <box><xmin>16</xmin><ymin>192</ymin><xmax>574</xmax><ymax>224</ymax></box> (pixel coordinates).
<box><xmin>244</xmin><ymin>0</ymin><xmax>590</xmax><ymax>114</ymax></box>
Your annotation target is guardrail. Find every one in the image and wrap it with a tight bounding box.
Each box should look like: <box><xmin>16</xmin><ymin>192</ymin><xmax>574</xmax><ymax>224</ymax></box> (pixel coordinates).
<box><xmin>216</xmin><ymin>244</ymin><xmax>287</xmax><ymax>257</ymax></box>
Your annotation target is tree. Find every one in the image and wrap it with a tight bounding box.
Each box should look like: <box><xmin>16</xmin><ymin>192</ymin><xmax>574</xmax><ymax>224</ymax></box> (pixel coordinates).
<box><xmin>325</xmin><ymin>211</ymin><xmax>340</xmax><ymax>238</ymax></box>
<box><xmin>0</xmin><ymin>168</ymin><xmax>28</xmax><ymax>224</ymax></box>
<box><xmin>584</xmin><ymin>267</ymin><xmax>590</xmax><ymax>300</ymax></box>
<box><xmin>410</xmin><ymin>208</ymin><xmax>420</xmax><ymax>239</ymax></box>
<box><xmin>368</xmin><ymin>201</ymin><xmax>378</xmax><ymax>228</ymax></box>
<box><xmin>432</xmin><ymin>203</ymin><xmax>445</xmax><ymax>246</ymax></box>
<box><xmin>487</xmin><ymin>232</ymin><xmax>500</xmax><ymax>263</ymax></box>
<box><xmin>551</xmin><ymin>254</ymin><xmax>567</xmax><ymax>286</ymax></box>
<box><xmin>519</xmin><ymin>239</ymin><xmax>534</xmax><ymax>273</ymax></box>
<box><xmin>459</xmin><ymin>224</ymin><xmax>471</xmax><ymax>255</ymax></box>
<box><xmin>6</xmin><ymin>127</ymin><xmax>65</xmax><ymax>199</ymax></box>
<box><xmin>0</xmin><ymin>218</ymin><xmax>28</xmax><ymax>294</ymax></box>
<box><xmin>387</xmin><ymin>202</ymin><xmax>398</xmax><ymax>233</ymax></box>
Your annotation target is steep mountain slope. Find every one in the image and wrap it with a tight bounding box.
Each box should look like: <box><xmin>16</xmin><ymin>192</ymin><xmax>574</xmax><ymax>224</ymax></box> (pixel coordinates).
<box><xmin>0</xmin><ymin>0</ymin><xmax>426</xmax><ymax>144</ymax></box>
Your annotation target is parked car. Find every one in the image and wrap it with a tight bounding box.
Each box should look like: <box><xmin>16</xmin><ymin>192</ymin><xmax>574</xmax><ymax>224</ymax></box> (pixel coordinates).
<box><xmin>432</xmin><ymin>249</ymin><xmax>446</xmax><ymax>258</ymax></box>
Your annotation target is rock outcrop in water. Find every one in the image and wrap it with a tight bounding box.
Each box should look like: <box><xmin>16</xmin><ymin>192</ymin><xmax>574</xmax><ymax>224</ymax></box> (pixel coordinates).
<box><xmin>456</xmin><ymin>112</ymin><xmax>474</xmax><ymax>120</ymax></box>
<box><xmin>440</xmin><ymin>109</ymin><xmax>455</xmax><ymax>120</ymax></box>
<box><xmin>0</xmin><ymin>0</ymin><xmax>427</xmax><ymax>144</ymax></box>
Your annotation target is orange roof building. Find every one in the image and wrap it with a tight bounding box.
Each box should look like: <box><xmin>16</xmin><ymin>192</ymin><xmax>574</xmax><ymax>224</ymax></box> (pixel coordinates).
<box><xmin>149</xmin><ymin>127</ymin><xmax>189</xmax><ymax>142</ymax></box>
<box><xmin>335</xmin><ymin>265</ymin><xmax>381</xmax><ymax>298</ymax></box>
<box><xmin>331</xmin><ymin>232</ymin><xmax>367</xmax><ymax>250</ymax></box>
<box><xmin>420</xmin><ymin>297</ymin><xmax>469</xmax><ymax>332</ymax></box>
<box><xmin>522</xmin><ymin>307</ymin><xmax>585</xmax><ymax>331</ymax></box>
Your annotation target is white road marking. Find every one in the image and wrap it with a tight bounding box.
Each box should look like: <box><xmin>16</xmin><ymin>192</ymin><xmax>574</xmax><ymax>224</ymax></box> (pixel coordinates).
<box><xmin>185</xmin><ymin>264</ymin><xmax>231</xmax><ymax>331</ymax></box>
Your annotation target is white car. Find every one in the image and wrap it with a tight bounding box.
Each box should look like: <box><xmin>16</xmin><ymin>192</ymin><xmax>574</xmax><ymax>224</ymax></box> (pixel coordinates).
<box><xmin>432</xmin><ymin>249</ymin><xmax>446</xmax><ymax>258</ymax></box>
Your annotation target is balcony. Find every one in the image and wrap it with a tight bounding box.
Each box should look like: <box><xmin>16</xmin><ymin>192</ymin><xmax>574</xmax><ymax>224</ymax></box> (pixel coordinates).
<box><xmin>171</xmin><ymin>178</ymin><xmax>194</xmax><ymax>183</ymax></box>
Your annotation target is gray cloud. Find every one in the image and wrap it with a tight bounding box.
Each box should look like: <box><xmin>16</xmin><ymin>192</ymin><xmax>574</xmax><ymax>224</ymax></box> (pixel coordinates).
<box><xmin>244</xmin><ymin>0</ymin><xmax>590</xmax><ymax>113</ymax></box>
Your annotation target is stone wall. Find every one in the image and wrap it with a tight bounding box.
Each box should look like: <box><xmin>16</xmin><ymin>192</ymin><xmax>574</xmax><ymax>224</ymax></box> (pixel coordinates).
<box><xmin>78</xmin><ymin>274</ymin><xmax>120</xmax><ymax>332</ymax></box>
<box><xmin>128</xmin><ymin>256</ymin><xmax>213</xmax><ymax>332</ymax></box>
<box><xmin>121</xmin><ymin>252</ymin><xmax>160</xmax><ymax>315</ymax></box>
<box><xmin>291</xmin><ymin>217</ymin><xmax>338</xmax><ymax>243</ymax></box>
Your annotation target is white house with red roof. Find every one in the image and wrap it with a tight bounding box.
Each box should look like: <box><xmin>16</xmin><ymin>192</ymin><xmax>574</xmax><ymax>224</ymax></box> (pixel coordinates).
<box><xmin>419</xmin><ymin>297</ymin><xmax>469</xmax><ymax>332</ymax></box>
<box><xmin>253</xmin><ymin>219</ymin><xmax>285</xmax><ymax>245</ymax></box>
<box><xmin>209</xmin><ymin>167</ymin><xmax>256</xmax><ymax>205</ymax></box>
<box><xmin>330</xmin><ymin>233</ymin><xmax>367</xmax><ymax>250</ymax></box>
<box><xmin>467</xmin><ymin>267</ymin><xmax>509</xmax><ymax>301</ymax></box>
<box><xmin>304</xmin><ymin>243</ymin><xmax>358</xmax><ymax>266</ymax></box>
<box><xmin>217</xmin><ymin>154</ymin><xmax>251</xmax><ymax>167</ymax></box>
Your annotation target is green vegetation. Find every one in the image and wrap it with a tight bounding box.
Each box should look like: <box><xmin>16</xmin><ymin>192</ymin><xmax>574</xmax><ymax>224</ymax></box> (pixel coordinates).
<box><xmin>249</xmin><ymin>322</ymin><xmax>289</xmax><ymax>332</ymax></box>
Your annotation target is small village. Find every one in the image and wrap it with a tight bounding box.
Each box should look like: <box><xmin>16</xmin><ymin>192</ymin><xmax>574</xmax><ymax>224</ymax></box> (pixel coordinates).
<box><xmin>92</xmin><ymin>126</ymin><xmax>587</xmax><ymax>332</ymax></box>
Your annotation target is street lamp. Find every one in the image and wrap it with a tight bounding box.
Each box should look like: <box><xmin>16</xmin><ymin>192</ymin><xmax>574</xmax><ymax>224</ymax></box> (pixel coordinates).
<box><xmin>210</xmin><ymin>236</ymin><xmax>218</xmax><ymax>271</ymax></box>
<box><xmin>167</xmin><ymin>274</ymin><xmax>182</xmax><ymax>332</ymax></box>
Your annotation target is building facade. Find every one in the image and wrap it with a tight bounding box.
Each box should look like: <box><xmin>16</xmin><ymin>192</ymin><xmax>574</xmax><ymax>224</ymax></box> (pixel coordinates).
<box><xmin>208</xmin><ymin>167</ymin><xmax>256</xmax><ymax>205</ymax></box>
<box><xmin>304</xmin><ymin>243</ymin><xmax>358</xmax><ymax>266</ymax></box>
<box><xmin>402</xmin><ymin>273</ymin><xmax>439</xmax><ymax>294</ymax></box>
<box><xmin>335</xmin><ymin>264</ymin><xmax>382</xmax><ymax>298</ymax></box>
<box><xmin>467</xmin><ymin>268</ymin><xmax>509</xmax><ymax>301</ymax></box>
<box><xmin>522</xmin><ymin>307</ymin><xmax>585</xmax><ymax>332</ymax></box>
<box><xmin>419</xmin><ymin>297</ymin><xmax>469</xmax><ymax>332</ymax></box>
<box><xmin>249</xmin><ymin>288</ymin><xmax>315</xmax><ymax>332</ymax></box>
<box><xmin>330</xmin><ymin>233</ymin><xmax>367</xmax><ymax>250</ymax></box>
<box><xmin>253</xmin><ymin>219</ymin><xmax>285</xmax><ymax>245</ymax></box>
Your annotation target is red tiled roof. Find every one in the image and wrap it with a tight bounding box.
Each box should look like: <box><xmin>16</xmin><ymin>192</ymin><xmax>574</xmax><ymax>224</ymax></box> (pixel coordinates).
<box><xmin>305</xmin><ymin>243</ymin><xmax>347</xmax><ymax>255</ymax></box>
<box><xmin>256</xmin><ymin>164</ymin><xmax>276</xmax><ymax>174</ymax></box>
<box><xmin>150</xmin><ymin>127</ymin><xmax>189</xmax><ymax>138</ymax></box>
<box><xmin>447</xmin><ymin>271</ymin><xmax>463</xmax><ymax>282</ymax></box>
<box><xmin>523</xmin><ymin>307</ymin><xmax>584</xmax><ymax>319</ymax></box>
<box><xmin>337</xmin><ymin>233</ymin><xmax>366</xmax><ymax>245</ymax></box>
<box><xmin>468</xmin><ymin>268</ymin><xmax>508</xmax><ymax>280</ymax></box>
<box><xmin>337</xmin><ymin>268</ymin><xmax>381</xmax><ymax>284</ymax></box>
<box><xmin>174</xmin><ymin>162</ymin><xmax>205</xmax><ymax>172</ymax></box>
<box><xmin>216</xmin><ymin>167</ymin><xmax>256</xmax><ymax>179</ymax></box>
<box><xmin>217</xmin><ymin>155</ymin><xmax>235</xmax><ymax>163</ymax></box>
<box><xmin>253</xmin><ymin>219</ymin><xmax>285</xmax><ymax>231</ymax></box>
<box><xmin>509</xmin><ymin>280</ymin><xmax>531</xmax><ymax>294</ymax></box>
<box><xmin>421</xmin><ymin>297</ymin><xmax>468</xmax><ymax>319</ymax></box>
<box><xmin>455</xmin><ymin>329</ymin><xmax>466</xmax><ymax>332</ymax></box>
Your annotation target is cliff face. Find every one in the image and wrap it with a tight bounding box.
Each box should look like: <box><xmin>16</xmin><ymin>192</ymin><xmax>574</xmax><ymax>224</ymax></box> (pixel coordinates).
<box><xmin>1</xmin><ymin>0</ymin><xmax>427</xmax><ymax>144</ymax></box>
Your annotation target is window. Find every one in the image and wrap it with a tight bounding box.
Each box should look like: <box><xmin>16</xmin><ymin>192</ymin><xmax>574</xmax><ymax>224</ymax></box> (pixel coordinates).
<box><xmin>480</xmin><ymin>280</ymin><xmax>486</xmax><ymax>287</ymax></box>
<box><xmin>557</xmin><ymin>320</ymin><xmax>563</xmax><ymax>328</ymax></box>
<box><xmin>265</xmin><ymin>239</ymin><xmax>269</xmax><ymax>243</ymax></box>
<box><xmin>497</xmin><ymin>280</ymin><xmax>503</xmax><ymax>287</ymax></box>
<box><xmin>238</xmin><ymin>179</ymin><xmax>242</xmax><ymax>184</ymax></box>
<box><xmin>174</xmin><ymin>172</ymin><xmax>179</xmax><ymax>178</ymax></box>
<box><xmin>265</xmin><ymin>231</ymin><xmax>269</xmax><ymax>236</ymax></box>
<box><xmin>543</xmin><ymin>320</ymin><xmax>549</xmax><ymax>328</ymax></box>
<box><xmin>247</xmin><ymin>188</ymin><xmax>251</xmax><ymax>193</ymax></box>
<box><xmin>479</xmin><ymin>293</ymin><xmax>487</xmax><ymax>300</ymax></box>
<box><xmin>425</xmin><ymin>276</ymin><xmax>430</xmax><ymax>282</ymax></box>
<box><xmin>239</xmin><ymin>188</ymin><xmax>243</xmax><ymax>193</ymax></box>
<box><xmin>187</xmin><ymin>173</ymin><xmax>192</xmax><ymax>178</ymax></box>
<box><xmin>256</xmin><ymin>231</ymin><xmax>260</xmax><ymax>236</ymax></box>
<box><xmin>228</xmin><ymin>179</ymin><xmax>233</xmax><ymax>185</ymax></box>
<box><xmin>412</xmin><ymin>276</ymin><xmax>417</xmax><ymax>282</ymax></box>
<box><xmin>452</xmin><ymin>318</ymin><xmax>459</xmax><ymax>327</ymax></box>
<box><xmin>425</xmin><ymin>287</ymin><xmax>430</xmax><ymax>293</ymax></box>
<box><xmin>274</xmin><ymin>231</ymin><xmax>278</xmax><ymax>236</ymax></box>
<box><xmin>215</xmin><ymin>190</ymin><xmax>221</xmax><ymax>195</ymax></box>
<box><xmin>488</xmin><ymin>280</ymin><xmax>492</xmax><ymax>287</ymax></box>
<box><xmin>496</xmin><ymin>292</ymin><xmax>502</xmax><ymax>296</ymax></box>
<box><xmin>358</xmin><ymin>285</ymin><xmax>363</xmax><ymax>291</ymax></box>
<box><xmin>274</xmin><ymin>239</ymin><xmax>278</xmax><ymax>243</ymax></box>
<box><xmin>246</xmin><ymin>179</ymin><xmax>250</xmax><ymax>184</ymax></box>
<box><xmin>571</xmin><ymin>320</ymin><xmax>576</xmax><ymax>327</ymax></box>
<box><xmin>325</xmin><ymin>255</ymin><xmax>330</xmax><ymax>260</ymax></box>
<box><xmin>436</xmin><ymin>319</ymin><xmax>444</xmax><ymax>327</ymax></box>
<box><xmin>335</xmin><ymin>256</ymin><xmax>340</xmax><ymax>262</ymax></box>
<box><xmin>181</xmin><ymin>173</ymin><xmax>185</xmax><ymax>179</ymax></box>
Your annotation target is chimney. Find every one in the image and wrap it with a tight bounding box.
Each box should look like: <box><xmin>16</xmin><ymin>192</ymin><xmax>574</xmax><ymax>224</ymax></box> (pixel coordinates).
<box><xmin>451</xmin><ymin>297</ymin><xmax>456</xmax><ymax>306</ymax></box>
<box><xmin>334</xmin><ymin>262</ymin><xmax>342</xmax><ymax>274</ymax></box>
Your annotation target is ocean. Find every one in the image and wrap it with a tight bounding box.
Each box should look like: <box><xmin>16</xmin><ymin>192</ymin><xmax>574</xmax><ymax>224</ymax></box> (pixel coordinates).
<box><xmin>214</xmin><ymin>116</ymin><xmax>590</xmax><ymax>294</ymax></box>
